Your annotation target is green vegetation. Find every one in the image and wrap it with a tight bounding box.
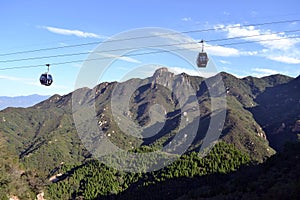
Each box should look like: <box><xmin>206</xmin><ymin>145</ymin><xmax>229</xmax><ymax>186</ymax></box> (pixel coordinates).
<box><xmin>45</xmin><ymin>142</ymin><xmax>250</xmax><ymax>199</ymax></box>
<box><xmin>178</xmin><ymin>142</ymin><xmax>300</xmax><ymax>200</ymax></box>
<box><xmin>96</xmin><ymin>142</ymin><xmax>300</xmax><ymax>200</ymax></box>
<box><xmin>0</xmin><ymin>135</ymin><xmax>35</xmax><ymax>199</ymax></box>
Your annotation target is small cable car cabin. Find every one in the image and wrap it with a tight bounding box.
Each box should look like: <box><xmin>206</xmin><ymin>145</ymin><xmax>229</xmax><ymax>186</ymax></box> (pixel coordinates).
<box><xmin>40</xmin><ymin>73</ymin><xmax>53</xmax><ymax>86</ymax></box>
<box><xmin>40</xmin><ymin>64</ymin><xmax>53</xmax><ymax>86</ymax></box>
<box><xmin>196</xmin><ymin>40</ymin><xmax>209</xmax><ymax>68</ymax></box>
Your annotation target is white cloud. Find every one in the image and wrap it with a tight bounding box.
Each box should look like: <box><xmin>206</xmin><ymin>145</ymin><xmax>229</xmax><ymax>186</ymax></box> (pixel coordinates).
<box><xmin>251</xmin><ymin>68</ymin><xmax>281</xmax><ymax>77</ymax></box>
<box><xmin>252</xmin><ymin>68</ymin><xmax>279</xmax><ymax>74</ymax></box>
<box><xmin>145</xmin><ymin>32</ymin><xmax>203</xmax><ymax>56</ymax></box>
<box><xmin>206</xmin><ymin>44</ymin><xmax>240</xmax><ymax>57</ymax></box>
<box><xmin>250</xmin><ymin>11</ymin><xmax>258</xmax><ymax>17</ymax></box>
<box><xmin>181</xmin><ymin>17</ymin><xmax>192</xmax><ymax>22</ymax></box>
<box><xmin>241</xmin><ymin>51</ymin><xmax>259</xmax><ymax>56</ymax></box>
<box><xmin>144</xmin><ymin>29</ymin><xmax>300</xmax><ymax>65</ymax></box>
<box><xmin>259</xmin><ymin>48</ymin><xmax>300</xmax><ymax>64</ymax></box>
<box><xmin>290</xmin><ymin>21</ymin><xmax>298</xmax><ymax>27</ymax></box>
<box><xmin>223</xmin><ymin>11</ymin><xmax>230</xmax><ymax>16</ymax></box>
<box><xmin>205</xmin><ymin>43</ymin><xmax>258</xmax><ymax>57</ymax></box>
<box><xmin>151</xmin><ymin>31</ymin><xmax>195</xmax><ymax>45</ymax></box>
<box><xmin>167</xmin><ymin>66</ymin><xmax>200</xmax><ymax>76</ymax></box>
<box><xmin>70</xmin><ymin>63</ymin><xmax>83</xmax><ymax>68</ymax></box>
<box><xmin>151</xmin><ymin>31</ymin><xmax>258</xmax><ymax>58</ymax></box>
<box><xmin>219</xmin><ymin>60</ymin><xmax>231</xmax><ymax>64</ymax></box>
<box><xmin>0</xmin><ymin>75</ymin><xmax>34</xmax><ymax>82</ymax></box>
<box><xmin>96</xmin><ymin>53</ymin><xmax>142</xmax><ymax>64</ymax></box>
<box><xmin>167</xmin><ymin>66</ymin><xmax>218</xmax><ymax>78</ymax></box>
<box><xmin>214</xmin><ymin>23</ymin><xmax>300</xmax><ymax>64</ymax></box>
<box><xmin>267</xmin><ymin>55</ymin><xmax>300</xmax><ymax>64</ymax></box>
<box><xmin>218</xmin><ymin>23</ymin><xmax>300</xmax><ymax>50</ymax></box>
<box><xmin>0</xmin><ymin>75</ymin><xmax>71</xmax><ymax>90</ymax></box>
<box><xmin>42</xmin><ymin>26</ymin><xmax>106</xmax><ymax>39</ymax></box>
<box><xmin>122</xmin><ymin>65</ymin><xmax>217</xmax><ymax>79</ymax></box>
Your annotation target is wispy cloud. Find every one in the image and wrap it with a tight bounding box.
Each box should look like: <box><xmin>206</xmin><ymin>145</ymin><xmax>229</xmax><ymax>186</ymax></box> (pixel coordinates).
<box><xmin>207</xmin><ymin>44</ymin><xmax>258</xmax><ymax>57</ymax></box>
<box><xmin>0</xmin><ymin>75</ymin><xmax>71</xmax><ymax>90</ymax></box>
<box><xmin>181</xmin><ymin>17</ymin><xmax>192</xmax><ymax>22</ymax></box>
<box><xmin>214</xmin><ymin>23</ymin><xmax>300</xmax><ymax>64</ymax></box>
<box><xmin>42</xmin><ymin>26</ymin><xmax>106</xmax><ymax>39</ymax></box>
<box><xmin>223</xmin><ymin>11</ymin><xmax>230</xmax><ymax>16</ymax></box>
<box><xmin>167</xmin><ymin>66</ymin><xmax>218</xmax><ymax>78</ymax></box>
<box><xmin>0</xmin><ymin>75</ymin><xmax>34</xmax><ymax>82</ymax></box>
<box><xmin>290</xmin><ymin>21</ymin><xmax>298</xmax><ymax>27</ymax></box>
<box><xmin>96</xmin><ymin>53</ymin><xmax>142</xmax><ymax>64</ymax></box>
<box><xmin>151</xmin><ymin>31</ymin><xmax>245</xmax><ymax>57</ymax></box>
<box><xmin>206</xmin><ymin>44</ymin><xmax>240</xmax><ymax>57</ymax></box>
<box><xmin>267</xmin><ymin>55</ymin><xmax>300</xmax><ymax>64</ymax></box>
<box><xmin>219</xmin><ymin>60</ymin><xmax>231</xmax><ymax>64</ymax></box>
<box><xmin>251</xmin><ymin>68</ymin><xmax>281</xmax><ymax>77</ymax></box>
<box><xmin>250</xmin><ymin>11</ymin><xmax>258</xmax><ymax>17</ymax></box>
<box><xmin>143</xmin><ymin>29</ymin><xmax>299</xmax><ymax>64</ymax></box>
<box><xmin>168</xmin><ymin>66</ymin><xmax>200</xmax><ymax>76</ymax></box>
<box><xmin>222</xmin><ymin>24</ymin><xmax>299</xmax><ymax>50</ymax></box>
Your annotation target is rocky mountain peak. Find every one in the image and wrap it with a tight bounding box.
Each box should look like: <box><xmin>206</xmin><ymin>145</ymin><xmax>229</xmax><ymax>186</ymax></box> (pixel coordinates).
<box><xmin>150</xmin><ymin>68</ymin><xmax>175</xmax><ymax>88</ymax></box>
<box><xmin>152</xmin><ymin>67</ymin><xmax>174</xmax><ymax>79</ymax></box>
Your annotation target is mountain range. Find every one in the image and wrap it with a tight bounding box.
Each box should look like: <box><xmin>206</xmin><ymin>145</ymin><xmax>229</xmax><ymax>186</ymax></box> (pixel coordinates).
<box><xmin>0</xmin><ymin>94</ymin><xmax>50</xmax><ymax>110</ymax></box>
<box><xmin>0</xmin><ymin>68</ymin><xmax>299</xmax><ymax>199</ymax></box>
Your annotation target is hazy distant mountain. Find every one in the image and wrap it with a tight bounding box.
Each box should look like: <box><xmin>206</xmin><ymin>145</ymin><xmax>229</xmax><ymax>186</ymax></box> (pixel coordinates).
<box><xmin>0</xmin><ymin>94</ymin><xmax>50</xmax><ymax>110</ymax></box>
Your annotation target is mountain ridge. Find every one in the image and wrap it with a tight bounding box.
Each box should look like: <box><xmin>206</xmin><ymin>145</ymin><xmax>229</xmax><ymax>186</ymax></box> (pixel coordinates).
<box><xmin>1</xmin><ymin>69</ymin><xmax>296</xmax><ymax>163</ymax></box>
<box><xmin>0</xmin><ymin>68</ymin><xmax>299</xmax><ymax>199</ymax></box>
<box><xmin>0</xmin><ymin>94</ymin><xmax>50</xmax><ymax>110</ymax></box>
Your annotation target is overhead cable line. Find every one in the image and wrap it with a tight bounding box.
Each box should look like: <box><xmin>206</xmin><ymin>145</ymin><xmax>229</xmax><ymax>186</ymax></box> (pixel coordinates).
<box><xmin>1</xmin><ymin>29</ymin><xmax>299</xmax><ymax>63</ymax></box>
<box><xmin>1</xmin><ymin>35</ymin><xmax>300</xmax><ymax>71</ymax></box>
<box><xmin>213</xmin><ymin>35</ymin><xmax>300</xmax><ymax>47</ymax></box>
<box><xmin>0</xmin><ymin>19</ymin><xmax>299</xmax><ymax>57</ymax></box>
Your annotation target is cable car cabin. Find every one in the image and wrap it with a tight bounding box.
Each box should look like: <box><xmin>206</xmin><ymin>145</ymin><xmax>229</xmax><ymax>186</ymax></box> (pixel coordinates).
<box><xmin>196</xmin><ymin>52</ymin><xmax>209</xmax><ymax>68</ymax></box>
<box><xmin>40</xmin><ymin>73</ymin><xmax>53</xmax><ymax>86</ymax></box>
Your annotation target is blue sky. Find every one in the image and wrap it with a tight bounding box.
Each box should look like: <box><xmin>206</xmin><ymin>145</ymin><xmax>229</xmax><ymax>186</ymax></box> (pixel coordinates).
<box><xmin>0</xmin><ymin>0</ymin><xmax>299</xmax><ymax>96</ymax></box>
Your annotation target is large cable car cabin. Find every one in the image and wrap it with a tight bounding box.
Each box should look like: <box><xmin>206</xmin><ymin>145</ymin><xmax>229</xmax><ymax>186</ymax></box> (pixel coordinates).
<box><xmin>197</xmin><ymin>40</ymin><xmax>209</xmax><ymax>68</ymax></box>
<box><xmin>40</xmin><ymin>64</ymin><xmax>53</xmax><ymax>86</ymax></box>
